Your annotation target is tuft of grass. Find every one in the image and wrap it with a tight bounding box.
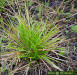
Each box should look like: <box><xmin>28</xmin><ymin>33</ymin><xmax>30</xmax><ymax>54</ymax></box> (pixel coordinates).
<box><xmin>0</xmin><ymin>15</ymin><xmax>64</xmax><ymax>71</ymax></box>
<box><xmin>71</xmin><ymin>25</ymin><xmax>77</xmax><ymax>33</ymax></box>
<box><xmin>0</xmin><ymin>0</ymin><xmax>68</xmax><ymax>74</ymax></box>
<box><xmin>0</xmin><ymin>0</ymin><xmax>5</xmax><ymax>11</ymax></box>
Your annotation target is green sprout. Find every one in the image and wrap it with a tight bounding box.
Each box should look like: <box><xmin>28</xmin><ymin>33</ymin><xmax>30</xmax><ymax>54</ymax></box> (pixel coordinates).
<box><xmin>71</xmin><ymin>25</ymin><xmax>77</xmax><ymax>33</ymax></box>
<box><xmin>0</xmin><ymin>0</ymin><xmax>5</xmax><ymax>11</ymax></box>
<box><xmin>0</xmin><ymin>0</ymin><xmax>67</xmax><ymax>73</ymax></box>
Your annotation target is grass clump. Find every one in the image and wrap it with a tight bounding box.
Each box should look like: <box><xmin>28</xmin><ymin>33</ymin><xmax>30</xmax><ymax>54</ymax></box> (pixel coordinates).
<box><xmin>71</xmin><ymin>25</ymin><xmax>77</xmax><ymax>33</ymax></box>
<box><xmin>0</xmin><ymin>0</ymin><xmax>5</xmax><ymax>11</ymax></box>
<box><xmin>0</xmin><ymin>16</ymin><xmax>64</xmax><ymax>71</ymax></box>
<box><xmin>0</xmin><ymin>0</ymin><xmax>67</xmax><ymax>74</ymax></box>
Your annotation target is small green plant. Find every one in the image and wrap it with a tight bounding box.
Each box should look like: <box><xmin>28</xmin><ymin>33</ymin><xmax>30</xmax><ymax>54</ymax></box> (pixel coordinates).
<box><xmin>71</xmin><ymin>25</ymin><xmax>77</xmax><ymax>33</ymax></box>
<box><xmin>0</xmin><ymin>16</ymin><xmax>64</xmax><ymax>71</ymax></box>
<box><xmin>0</xmin><ymin>0</ymin><xmax>5</xmax><ymax>11</ymax></box>
<box><xmin>0</xmin><ymin>0</ymin><xmax>67</xmax><ymax>74</ymax></box>
<box><xmin>28</xmin><ymin>1</ymin><xmax>33</xmax><ymax>6</ymax></box>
